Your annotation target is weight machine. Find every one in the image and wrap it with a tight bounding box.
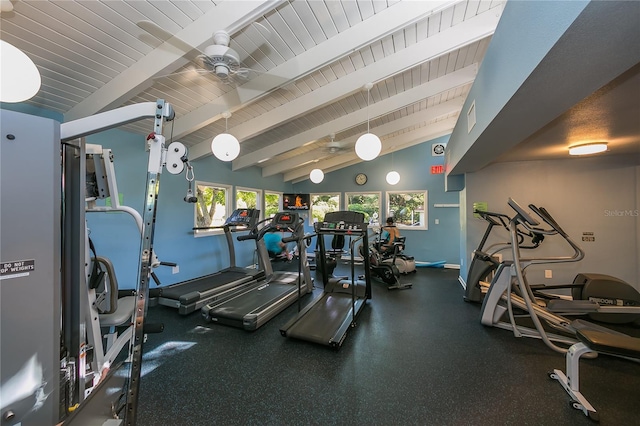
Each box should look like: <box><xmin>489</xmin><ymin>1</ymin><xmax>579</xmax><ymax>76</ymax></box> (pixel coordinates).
<box><xmin>0</xmin><ymin>99</ymin><xmax>191</xmax><ymax>425</ymax></box>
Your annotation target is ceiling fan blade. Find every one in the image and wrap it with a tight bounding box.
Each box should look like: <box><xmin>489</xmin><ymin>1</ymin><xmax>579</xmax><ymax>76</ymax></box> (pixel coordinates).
<box><xmin>137</xmin><ymin>20</ymin><xmax>204</xmax><ymax>64</ymax></box>
<box><xmin>153</xmin><ymin>68</ymin><xmax>210</xmax><ymax>80</ymax></box>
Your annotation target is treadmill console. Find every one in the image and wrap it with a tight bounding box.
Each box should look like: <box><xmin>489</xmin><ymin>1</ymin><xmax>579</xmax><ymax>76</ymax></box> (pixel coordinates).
<box><xmin>226</xmin><ymin>208</ymin><xmax>260</xmax><ymax>228</ymax></box>
<box><xmin>272</xmin><ymin>212</ymin><xmax>299</xmax><ymax>227</ymax></box>
<box><xmin>316</xmin><ymin>211</ymin><xmax>367</xmax><ymax>233</ymax></box>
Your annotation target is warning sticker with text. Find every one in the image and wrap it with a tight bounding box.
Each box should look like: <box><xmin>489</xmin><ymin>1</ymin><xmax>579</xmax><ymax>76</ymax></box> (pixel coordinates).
<box><xmin>0</xmin><ymin>259</ymin><xmax>35</xmax><ymax>280</ymax></box>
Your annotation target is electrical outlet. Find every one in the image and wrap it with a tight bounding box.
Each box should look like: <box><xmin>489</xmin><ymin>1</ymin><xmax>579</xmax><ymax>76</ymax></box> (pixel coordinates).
<box><xmin>435</xmin><ymin>218</ymin><xmax>440</xmax><ymax>225</ymax></box>
<box><xmin>172</xmin><ymin>265</ymin><xmax>179</xmax><ymax>274</ymax></box>
<box><xmin>545</xmin><ymin>269</ymin><xmax>552</xmax><ymax>279</ymax></box>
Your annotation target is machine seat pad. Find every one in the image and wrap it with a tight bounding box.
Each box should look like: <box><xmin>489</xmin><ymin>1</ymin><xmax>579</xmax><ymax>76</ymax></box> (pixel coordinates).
<box><xmin>547</xmin><ymin>299</ymin><xmax>598</xmax><ymax>312</ymax></box>
<box><xmin>99</xmin><ymin>296</ymin><xmax>135</xmax><ymax>327</ymax></box>
<box><xmin>577</xmin><ymin>329</ymin><xmax>640</xmax><ymax>359</ymax></box>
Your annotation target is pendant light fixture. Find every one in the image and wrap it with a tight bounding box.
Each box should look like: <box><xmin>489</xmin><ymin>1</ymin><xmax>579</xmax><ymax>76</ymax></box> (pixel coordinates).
<box><xmin>0</xmin><ymin>40</ymin><xmax>42</xmax><ymax>103</ymax></box>
<box><xmin>211</xmin><ymin>111</ymin><xmax>240</xmax><ymax>161</ymax></box>
<box><xmin>310</xmin><ymin>168</ymin><xmax>324</xmax><ymax>183</ymax></box>
<box><xmin>355</xmin><ymin>83</ymin><xmax>382</xmax><ymax>161</ymax></box>
<box><xmin>386</xmin><ymin>151</ymin><xmax>400</xmax><ymax>185</ymax></box>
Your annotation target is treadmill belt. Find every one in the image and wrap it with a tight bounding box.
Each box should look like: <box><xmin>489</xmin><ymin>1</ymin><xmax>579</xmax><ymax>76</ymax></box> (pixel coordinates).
<box><xmin>162</xmin><ymin>270</ymin><xmax>252</xmax><ymax>300</ymax></box>
<box><xmin>209</xmin><ymin>282</ymin><xmax>297</xmax><ymax>321</ymax></box>
<box><xmin>286</xmin><ymin>294</ymin><xmax>358</xmax><ymax>344</ymax></box>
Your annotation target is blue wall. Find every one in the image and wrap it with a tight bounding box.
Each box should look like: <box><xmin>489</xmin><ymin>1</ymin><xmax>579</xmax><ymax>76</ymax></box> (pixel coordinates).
<box><xmin>295</xmin><ymin>136</ymin><xmax>460</xmax><ymax>266</ymax></box>
<box><xmin>83</xmin><ymin>131</ymin><xmax>460</xmax><ymax>289</ymax></box>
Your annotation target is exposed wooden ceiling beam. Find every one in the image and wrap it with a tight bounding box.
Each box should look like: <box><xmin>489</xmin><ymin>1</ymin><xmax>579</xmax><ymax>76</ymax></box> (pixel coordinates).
<box><xmin>227</xmin><ymin>6</ymin><xmax>500</xmax><ymax>169</ymax></box>
<box><xmin>263</xmin><ymin>96</ymin><xmax>464</xmax><ymax>177</ymax></box>
<box><xmin>233</xmin><ymin>65</ymin><xmax>476</xmax><ymax>171</ymax></box>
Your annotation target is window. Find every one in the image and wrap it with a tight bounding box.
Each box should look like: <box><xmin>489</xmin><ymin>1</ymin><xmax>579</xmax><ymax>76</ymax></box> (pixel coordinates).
<box><xmin>264</xmin><ymin>191</ymin><xmax>282</xmax><ymax>218</ymax></box>
<box><xmin>236</xmin><ymin>187</ymin><xmax>262</xmax><ymax>217</ymax></box>
<box><xmin>386</xmin><ymin>190</ymin><xmax>428</xmax><ymax>229</ymax></box>
<box><xmin>310</xmin><ymin>193</ymin><xmax>340</xmax><ymax>224</ymax></box>
<box><xmin>194</xmin><ymin>181</ymin><xmax>231</xmax><ymax>236</ymax></box>
<box><xmin>346</xmin><ymin>192</ymin><xmax>381</xmax><ymax>226</ymax></box>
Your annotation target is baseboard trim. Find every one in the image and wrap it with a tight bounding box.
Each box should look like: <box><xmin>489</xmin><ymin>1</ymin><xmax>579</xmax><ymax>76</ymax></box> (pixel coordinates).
<box><xmin>458</xmin><ymin>275</ymin><xmax>467</xmax><ymax>290</ymax></box>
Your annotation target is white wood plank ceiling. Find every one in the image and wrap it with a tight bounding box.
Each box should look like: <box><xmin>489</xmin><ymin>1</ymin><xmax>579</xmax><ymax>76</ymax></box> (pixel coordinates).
<box><xmin>1</xmin><ymin>0</ymin><xmax>505</xmax><ymax>182</ymax></box>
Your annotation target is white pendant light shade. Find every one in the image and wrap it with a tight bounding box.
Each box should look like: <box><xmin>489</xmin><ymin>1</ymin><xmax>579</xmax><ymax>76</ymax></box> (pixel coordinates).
<box><xmin>211</xmin><ymin>133</ymin><xmax>240</xmax><ymax>161</ymax></box>
<box><xmin>310</xmin><ymin>168</ymin><xmax>324</xmax><ymax>183</ymax></box>
<box><xmin>355</xmin><ymin>133</ymin><xmax>382</xmax><ymax>161</ymax></box>
<box><xmin>0</xmin><ymin>40</ymin><xmax>42</xmax><ymax>103</ymax></box>
<box><xmin>386</xmin><ymin>170</ymin><xmax>400</xmax><ymax>185</ymax></box>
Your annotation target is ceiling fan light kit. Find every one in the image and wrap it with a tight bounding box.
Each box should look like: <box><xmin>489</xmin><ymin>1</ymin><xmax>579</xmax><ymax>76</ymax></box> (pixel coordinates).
<box><xmin>201</xmin><ymin>32</ymin><xmax>241</xmax><ymax>79</ymax></box>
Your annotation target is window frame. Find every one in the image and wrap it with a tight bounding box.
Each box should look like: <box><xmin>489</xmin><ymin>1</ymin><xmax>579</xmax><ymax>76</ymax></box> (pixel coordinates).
<box><xmin>385</xmin><ymin>189</ymin><xmax>429</xmax><ymax>230</ymax></box>
<box><xmin>345</xmin><ymin>191</ymin><xmax>382</xmax><ymax>227</ymax></box>
<box><xmin>310</xmin><ymin>192</ymin><xmax>342</xmax><ymax>225</ymax></box>
<box><xmin>193</xmin><ymin>180</ymin><xmax>232</xmax><ymax>238</ymax></box>
<box><xmin>235</xmin><ymin>186</ymin><xmax>263</xmax><ymax>219</ymax></box>
<box><xmin>264</xmin><ymin>190</ymin><xmax>283</xmax><ymax>219</ymax></box>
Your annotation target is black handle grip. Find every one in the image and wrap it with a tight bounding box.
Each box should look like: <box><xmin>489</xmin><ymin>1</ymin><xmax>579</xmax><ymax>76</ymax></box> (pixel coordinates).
<box><xmin>282</xmin><ymin>235</ymin><xmax>298</xmax><ymax>244</ymax></box>
<box><xmin>237</xmin><ymin>234</ymin><xmax>256</xmax><ymax>241</ymax></box>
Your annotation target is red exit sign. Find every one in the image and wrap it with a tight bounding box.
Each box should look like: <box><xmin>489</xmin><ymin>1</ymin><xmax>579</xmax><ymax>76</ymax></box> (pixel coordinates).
<box><xmin>431</xmin><ymin>165</ymin><xmax>444</xmax><ymax>174</ymax></box>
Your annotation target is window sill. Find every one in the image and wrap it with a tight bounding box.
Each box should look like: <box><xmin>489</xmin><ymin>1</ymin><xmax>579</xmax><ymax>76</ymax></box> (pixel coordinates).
<box><xmin>193</xmin><ymin>228</ymin><xmax>224</xmax><ymax>238</ymax></box>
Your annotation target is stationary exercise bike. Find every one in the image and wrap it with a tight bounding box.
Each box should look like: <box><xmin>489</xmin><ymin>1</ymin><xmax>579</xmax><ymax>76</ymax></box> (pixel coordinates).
<box><xmin>362</xmin><ymin>230</ymin><xmax>413</xmax><ymax>290</ymax></box>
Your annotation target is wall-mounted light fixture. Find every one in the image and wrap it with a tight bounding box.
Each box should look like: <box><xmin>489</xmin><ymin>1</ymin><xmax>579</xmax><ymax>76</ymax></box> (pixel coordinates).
<box><xmin>211</xmin><ymin>111</ymin><xmax>240</xmax><ymax>161</ymax></box>
<box><xmin>355</xmin><ymin>83</ymin><xmax>381</xmax><ymax>161</ymax></box>
<box><xmin>0</xmin><ymin>40</ymin><xmax>41</xmax><ymax>103</ymax></box>
<box><xmin>310</xmin><ymin>168</ymin><xmax>324</xmax><ymax>184</ymax></box>
<box><xmin>568</xmin><ymin>142</ymin><xmax>608</xmax><ymax>156</ymax></box>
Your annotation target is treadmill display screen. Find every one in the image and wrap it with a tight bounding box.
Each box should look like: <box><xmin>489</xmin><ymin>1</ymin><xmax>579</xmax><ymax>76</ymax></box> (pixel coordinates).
<box><xmin>273</xmin><ymin>212</ymin><xmax>298</xmax><ymax>225</ymax></box>
<box><xmin>227</xmin><ymin>209</ymin><xmax>259</xmax><ymax>227</ymax></box>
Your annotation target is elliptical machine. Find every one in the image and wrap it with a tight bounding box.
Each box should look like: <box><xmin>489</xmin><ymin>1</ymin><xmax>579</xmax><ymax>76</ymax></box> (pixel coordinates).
<box><xmin>480</xmin><ymin>198</ymin><xmax>640</xmax><ymax>354</ymax></box>
<box><xmin>464</xmin><ymin>209</ymin><xmax>544</xmax><ymax>303</ymax></box>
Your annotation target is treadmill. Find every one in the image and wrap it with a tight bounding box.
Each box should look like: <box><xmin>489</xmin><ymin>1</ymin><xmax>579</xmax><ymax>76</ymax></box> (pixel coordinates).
<box><xmin>157</xmin><ymin>208</ymin><xmax>265</xmax><ymax>314</ymax></box>
<box><xmin>280</xmin><ymin>211</ymin><xmax>372</xmax><ymax>348</ymax></box>
<box><xmin>201</xmin><ymin>212</ymin><xmax>314</xmax><ymax>330</ymax></box>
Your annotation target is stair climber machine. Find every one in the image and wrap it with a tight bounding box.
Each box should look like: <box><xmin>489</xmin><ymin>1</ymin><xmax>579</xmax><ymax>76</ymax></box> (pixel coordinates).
<box><xmin>280</xmin><ymin>211</ymin><xmax>372</xmax><ymax>349</ymax></box>
<box><xmin>201</xmin><ymin>212</ymin><xmax>313</xmax><ymax>331</ymax></box>
<box><xmin>157</xmin><ymin>208</ymin><xmax>264</xmax><ymax>315</ymax></box>
<box><xmin>0</xmin><ymin>100</ymin><xmax>194</xmax><ymax>426</ymax></box>
<box><xmin>480</xmin><ymin>198</ymin><xmax>640</xmax><ymax>354</ymax></box>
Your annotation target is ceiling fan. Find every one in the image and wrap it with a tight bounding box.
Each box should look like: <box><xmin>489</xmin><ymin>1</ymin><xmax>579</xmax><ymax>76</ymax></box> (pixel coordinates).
<box><xmin>137</xmin><ymin>21</ymin><xmax>269</xmax><ymax>84</ymax></box>
<box><xmin>199</xmin><ymin>30</ymin><xmax>250</xmax><ymax>81</ymax></box>
<box><xmin>321</xmin><ymin>134</ymin><xmax>349</xmax><ymax>155</ymax></box>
